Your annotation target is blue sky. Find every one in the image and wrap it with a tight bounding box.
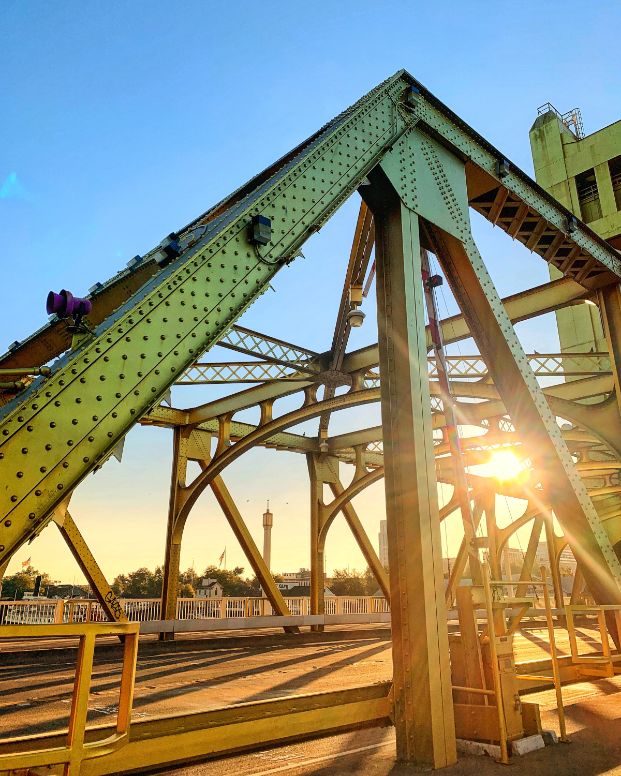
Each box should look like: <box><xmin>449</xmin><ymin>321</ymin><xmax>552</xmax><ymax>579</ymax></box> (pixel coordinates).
<box><xmin>2</xmin><ymin>1</ymin><xmax>619</xmax><ymax>584</ymax></box>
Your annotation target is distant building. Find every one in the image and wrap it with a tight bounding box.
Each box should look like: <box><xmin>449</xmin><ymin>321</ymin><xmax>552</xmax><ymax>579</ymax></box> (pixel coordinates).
<box><xmin>503</xmin><ymin>547</ymin><xmax>525</xmax><ymax>569</ymax></box>
<box><xmin>197</xmin><ymin>578</ymin><xmax>224</xmax><ymax>598</ymax></box>
<box><xmin>530</xmin><ymin>104</ymin><xmax>621</xmax><ymax>354</ymax></box>
<box><xmin>379</xmin><ymin>521</ymin><xmax>388</xmax><ymax>568</ymax></box>
<box><xmin>46</xmin><ymin>583</ymin><xmax>91</xmax><ymax>599</ymax></box>
<box><xmin>275</xmin><ymin>569</ymin><xmax>335</xmax><ymax>592</ymax></box>
<box><xmin>535</xmin><ymin>542</ymin><xmax>577</xmax><ymax>574</ymax></box>
<box><xmin>530</xmin><ymin>104</ymin><xmax>621</xmax><ymax>547</ymax></box>
<box><xmin>482</xmin><ymin>547</ymin><xmax>525</xmax><ymax>571</ymax></box>
<box><xmin>281</xmin><ymin>585</ymin><xmax>334</xmax><ymax>597</ymax></box>
<box><xmin>276</xmin><ymin>569</ymin><xmax>311</xmax><ymax>591</ymax></box>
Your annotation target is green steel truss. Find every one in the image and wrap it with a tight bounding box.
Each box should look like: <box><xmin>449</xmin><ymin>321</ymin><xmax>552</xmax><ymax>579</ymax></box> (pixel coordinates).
<box><xmin>2</xmin><ymin>69</ymin><xmax>621</xmax><ymax>572</ymax></box>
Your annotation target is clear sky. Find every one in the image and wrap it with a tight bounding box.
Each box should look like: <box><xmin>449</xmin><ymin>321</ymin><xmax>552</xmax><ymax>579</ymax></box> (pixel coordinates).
<box><xmin>1</xmin><ymin>1</ymin><xmax>619</xmax><ymax>585</ymax></box>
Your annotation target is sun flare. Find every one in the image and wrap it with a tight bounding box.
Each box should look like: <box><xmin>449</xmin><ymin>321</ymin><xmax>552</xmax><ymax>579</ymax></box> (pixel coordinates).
<box><xmin>486</xmin><ymin>449</ymin><xmax>527</xmax><ymax>481</ymax></box>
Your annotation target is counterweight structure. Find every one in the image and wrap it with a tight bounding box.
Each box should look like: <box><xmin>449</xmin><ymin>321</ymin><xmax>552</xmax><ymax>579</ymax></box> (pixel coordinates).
<box><xmin>3</xmin><ymin>70</ymin><xmax>621</xmax><ymax>769</ymax></box>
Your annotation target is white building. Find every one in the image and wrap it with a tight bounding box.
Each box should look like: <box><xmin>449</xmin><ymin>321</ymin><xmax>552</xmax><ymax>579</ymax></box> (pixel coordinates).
<box><xmin>197</xmin><ymin>578</ymin><xmax>224</xmax><ymax>598</ymax></box>
<box><xmin>276</xmin><ymin>569</ymin><xmax>311</xmax><ymax>591</ymax></box>
<box><xmin>275</xmin><ymin>568</ymin><xmax>336</xmax><ymax>592</ymax></box>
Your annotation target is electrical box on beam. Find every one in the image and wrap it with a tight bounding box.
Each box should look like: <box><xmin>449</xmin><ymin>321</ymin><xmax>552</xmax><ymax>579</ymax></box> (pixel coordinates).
<box><xmin>250</xmin><ymin>215</ymin><xmax>272</xmax><ymax>246</ymax></box>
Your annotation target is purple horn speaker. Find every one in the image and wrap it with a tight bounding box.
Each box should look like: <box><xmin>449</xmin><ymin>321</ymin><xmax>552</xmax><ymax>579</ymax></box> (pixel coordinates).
<box><xmin>46</xmin><ymin>289</ymin><xmax>92</xmax><ymax>319</ymax></box>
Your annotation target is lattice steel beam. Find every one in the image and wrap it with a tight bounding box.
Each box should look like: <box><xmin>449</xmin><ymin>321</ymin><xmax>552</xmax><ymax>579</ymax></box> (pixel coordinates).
<box><xmin>177</xmin><ymin>361</ymin><xmax>313</xmax><ymax>384</ymax></box>
<box><xmin>217</xmin><ymin>325</ymin><xmax>321</xmax><ymax>371</ymax></box>
<box><xmin>176</xmin><ymin>352</ymin><xmax>611</xmax><ymax>384</ymax></box>
<box><xmin>329</xmin><ymin>202</ymin><xmax>375</xmax><ymax>368</ymax></box>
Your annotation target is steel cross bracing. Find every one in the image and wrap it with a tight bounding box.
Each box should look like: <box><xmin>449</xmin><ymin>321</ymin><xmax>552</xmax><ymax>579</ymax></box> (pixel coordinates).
<box><xmin>177</xmin><ymin>352</ymin><xmax>612</xmax><ymax>383</ymax></box>
<box><xmin>4</xmin><ymin>69</ymin><xmax>621</xmax><ymax>770</ymax></box>
<box><xmin>216</xmin><ymin>325</ymin><xmax>322</xmax><ymax>371</ymax></box>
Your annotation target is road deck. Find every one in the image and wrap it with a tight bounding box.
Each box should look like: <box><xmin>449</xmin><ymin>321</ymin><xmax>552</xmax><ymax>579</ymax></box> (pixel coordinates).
<box><xmin>0</xmin><ymin>624</ymin><xmax>617</xmax><ymax>774</ymax></box>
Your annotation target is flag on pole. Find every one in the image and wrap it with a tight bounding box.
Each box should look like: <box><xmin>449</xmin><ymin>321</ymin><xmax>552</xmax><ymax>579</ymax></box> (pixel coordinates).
<box><xmin>21</xmin><ymin>557</ymin><xmax>31</xmax><ymax>568</ymax></box>
<box><xmin>218</xmin><ymin>548</ymin><xmax>226</xmax><ymax>567</ymax></box>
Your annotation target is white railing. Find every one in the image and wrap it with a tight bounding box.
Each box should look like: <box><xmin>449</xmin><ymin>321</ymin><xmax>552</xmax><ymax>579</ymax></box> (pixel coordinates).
<box><xmin>0</xmin><ymin>599</ymin><xmax>62</xmax><ymax>625</ymax></box>
<box><xmin>0</xmin><ymin>596</ymin><xmax>390</xmax><ymax>626</ymax></box>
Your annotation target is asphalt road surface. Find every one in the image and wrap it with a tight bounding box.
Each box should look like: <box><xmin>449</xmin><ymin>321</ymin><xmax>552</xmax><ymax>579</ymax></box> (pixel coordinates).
<box><xmin>2</xmin><ymin>625</ymin><xmax>620</xmax><ymax>774</ymax></box>
<box><xmin>159</xmin><ymin>676</ymin><xmax>621</xmax><ymax>776</ymax></box>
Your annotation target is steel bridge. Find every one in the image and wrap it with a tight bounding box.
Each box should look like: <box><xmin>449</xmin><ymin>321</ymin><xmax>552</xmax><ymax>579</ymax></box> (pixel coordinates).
<box><xmin>2</xmin><ymin>70</ymin><xmax>621</xmax><ymax>773</ymax></box>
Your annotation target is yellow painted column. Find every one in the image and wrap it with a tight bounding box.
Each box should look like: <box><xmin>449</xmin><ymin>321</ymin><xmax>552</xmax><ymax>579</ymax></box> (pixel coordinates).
<box><xmin>160</xmin><ymin>427</ymin><xmax>188</xmax><ymax>638</ymax></box>
<box><xmin>307</xmin><ymin>454</ymin><xmax>325</xmax><ymax>631</ymax></box>
<box><xmin>369</xmin><ymin>175</ymin><xmax>456</xmax><ymax>768</ymax></box>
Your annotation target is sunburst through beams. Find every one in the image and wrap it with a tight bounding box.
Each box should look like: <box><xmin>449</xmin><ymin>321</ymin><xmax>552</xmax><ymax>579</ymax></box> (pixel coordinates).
<box><xmin>486</xmin><ymin>449</ymin><xmax>528</xmax><ymax>482</ymax></box>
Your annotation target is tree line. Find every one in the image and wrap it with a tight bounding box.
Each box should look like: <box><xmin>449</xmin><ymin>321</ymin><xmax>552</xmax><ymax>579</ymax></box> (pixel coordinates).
<box><xmin>111</xmin><ymin>565</ymin><xmax>264</xmax><ymax>598</ymax></box>
<box><xmin>1</xmin><ymin>563</ymin><xmax>381</xmax><ymax>600</ymax></box>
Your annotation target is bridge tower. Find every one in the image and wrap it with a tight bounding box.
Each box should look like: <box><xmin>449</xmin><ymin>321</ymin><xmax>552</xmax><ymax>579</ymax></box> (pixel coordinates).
<box><xmin>530</xmin><ymin>106</ymin><xmax>621</xmax><ymax>560</ymax></box>
<box><xmin>530</xmin><ymin>104</ymin><xmax>621</xmax><ymax>356</ymax></box>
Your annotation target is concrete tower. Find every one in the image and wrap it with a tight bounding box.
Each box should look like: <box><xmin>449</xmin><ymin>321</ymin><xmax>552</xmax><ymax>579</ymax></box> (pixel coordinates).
<box><xmin>530</xmin><ymin>105</ymin><xmax>621</xmax><ymax>356</ymax></box>
<box><xmin>262</xmin><ymin>501</ymin><xmax>273</xmax><ymax>571</ymax></box>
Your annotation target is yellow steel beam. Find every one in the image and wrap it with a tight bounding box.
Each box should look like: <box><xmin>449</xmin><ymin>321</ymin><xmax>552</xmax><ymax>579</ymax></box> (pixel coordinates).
<box><xmin>176</xmin><ymin>388</ymin><xmax>381</xmax><ymax>529</ymax></box>
<box><xmin>307</xmin><ymin>453</ymin><xmax>326</xmax><ymax>626</ymax></box>
<box><xmin>160</xmin><ymin>426</ymin><xmax>191</xmax><ymax>630</ymax></box>
<box><xmin>177</xmin><ymin>350</ymin><xmax>611</xmax><ymax>385</ymax></box>
<box><xmin>0</xmin><ymin>683</ymin><xmax>392</xmax><ymax>775</ymax></box>
<box><xmin>52</xmin><ymin>502</ymin><xmax>127</xmax><ymax>623</ymax></box>
<box><xmin>0</xmin><ymin>71</ymin><xmax>411</xmax><ymax>570</ymax></box>
<box><xmin>209</xmin><ymin>474</ymin><xmax>295</xmax><ymax>627</ymax></box>
<box><xmin>367</xmin><ymin>169</ymin><xmax>456</xmax><ymax>767</ymax></box>
<box><xmin>599</xmin><ymin>283</ymin><xmax>621</xmax><ymax>420</ymax></box>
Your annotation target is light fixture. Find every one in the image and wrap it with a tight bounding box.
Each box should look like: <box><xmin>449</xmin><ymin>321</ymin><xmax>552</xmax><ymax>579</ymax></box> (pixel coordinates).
<box><xmin>347</xmin><ymin>308</ymin><xmax>365</xmax><ymax>328</ymax></box>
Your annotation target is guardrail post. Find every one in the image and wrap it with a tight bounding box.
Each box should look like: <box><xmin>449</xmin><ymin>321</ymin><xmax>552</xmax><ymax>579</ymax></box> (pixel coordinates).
<box><xmin>117</xmin><ymin>628</ymin><xmax>139</xmax><ymax>736</ymax></box>
<box><xmin>540</xmin><ymin>567</ymin><xmax>568</xmax><ymax>741</ymax></box>
<box><xmin>54</xmin><ymin>599</ymin><xmax>65</xmax><ymax>624</ymax></box>
<box><xmin>66</xmin><ymin>632</ymin><xmax>96</xmax><ymax>773</ymax></box>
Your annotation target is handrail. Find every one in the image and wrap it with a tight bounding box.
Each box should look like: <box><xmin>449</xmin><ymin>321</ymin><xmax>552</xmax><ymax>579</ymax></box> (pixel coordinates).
<box><xmin>0</xmin><ymin>622</ymin><xmax>138</xmax><ymax>774</ymax></box>
<box><xmin>565</xmin><ymin>603</ymin><xmax>621</xmax><ymax>667</ymax></box>
<box><xmin>486</xmin><ymin>568</ymin><xmax>568</xmax><ymax>742</ymax></box>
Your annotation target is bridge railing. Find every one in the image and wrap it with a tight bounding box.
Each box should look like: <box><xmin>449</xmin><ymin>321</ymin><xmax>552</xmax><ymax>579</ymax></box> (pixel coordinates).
<box><xmin>0</xmin><ymin>595</ymin><xmax>391</xmax><ymax>625</ymax></box>
<box><xmin>0</xmin><ymin>598</ymin><xmax>63</xmax><ymax>624</ymax></box>
<box><xmin>0</xmin><ymin>621</ymin><xmax>139</xmax><ymax>774</ymax></box>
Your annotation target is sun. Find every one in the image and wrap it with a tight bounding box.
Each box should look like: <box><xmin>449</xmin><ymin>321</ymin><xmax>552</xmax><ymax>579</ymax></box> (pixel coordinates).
<box><xmin>486</xmin><ymin>449</ymin><xmax>527</xmax><ymax>481</ymax></box>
